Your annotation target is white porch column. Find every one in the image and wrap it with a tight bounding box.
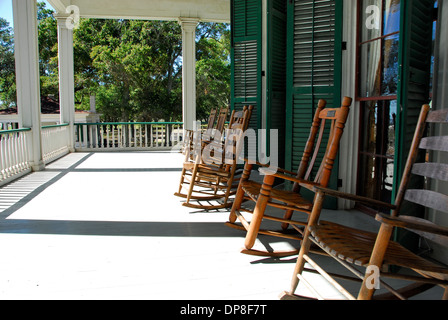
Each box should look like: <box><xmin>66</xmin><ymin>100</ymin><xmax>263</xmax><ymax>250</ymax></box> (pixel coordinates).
<box><xmin>12</xmin><ymin>0</ymin><xmax>44</xmax><ymax>171</ymax></box>
<box><xmin>56</xmin><ymin>15</ymin><xmax>76</xmax><ymax>152</ymax></box>
<box><xmin>179</xmin><ymin>18</ymin><xmax>199</xmax><ymax>131</ymax></box>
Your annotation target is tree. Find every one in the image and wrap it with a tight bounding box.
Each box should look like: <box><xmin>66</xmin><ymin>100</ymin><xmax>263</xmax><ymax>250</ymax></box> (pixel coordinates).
<box><xmin>0</xmin><ymin>2</ymin><xmax>60</xmax><ymax>109</ymax></box>
<box><xmin>0</xmin><ymin>18</ymin><xmax>16</xmax><ymax>108</ymax></box>
<box><xmin>37</xmin><ymin>1</ymin><xmax>59</xmax><ymax>100</ymax></box>
<box><xmin>73</xmin><ymin>19</ymin><xmax>184</xmax><ymax>122</ymax></box>
<box><xmin>1</xmin><ymin>2</ymin><xmax>231</xmax><ymax>123</ymax></box>
<box><xmin>196</xmin><ymin>23</ymin><xmax>230</xmax><ymax>121</ymax></box>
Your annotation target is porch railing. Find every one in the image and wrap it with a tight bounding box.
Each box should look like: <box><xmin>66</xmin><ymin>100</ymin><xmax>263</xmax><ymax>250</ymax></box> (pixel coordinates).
<box><xmin>74</xmin><ymin>122</ymin><xmax>183</xmax><ymax>151</ymax></box>
<box><xmin>0</xmin><ymin>128</ymin><xmax>32</xmax><ymax>185</ymax></box>
<box><xmin>1</xmin><ymin>121</ymin><xmax>185</xmax><ymax>186</ymax></box>
<box><xmin>41</xmin><ymin>123</ymin><xmax>71</xmax><ymax>164</ymax></box>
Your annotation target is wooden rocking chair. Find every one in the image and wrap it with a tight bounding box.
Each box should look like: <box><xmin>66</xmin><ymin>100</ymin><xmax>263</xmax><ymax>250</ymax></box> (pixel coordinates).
<box><xmin>176</xmin><ymin>105</ymin><xmax>253</xmax><ymax>210</ymax></box>
<box><xmin>181</xmin><ymin>108</ymin><xmax>218</xmax><ymax>155</ymax></box>
<box><xmin>281</xmin><ymin>104</ymin><xmax>448</xmax><ymax>300</ymax></box>
<box><xmin>226</xmin><ymin>97</ymin><xmax>352</xmax><ymax>257</ymax></box>
<box><xmin>176</xmin><ymin>107</ymin><xmax>229</xmax><ymax>197</ymax></box>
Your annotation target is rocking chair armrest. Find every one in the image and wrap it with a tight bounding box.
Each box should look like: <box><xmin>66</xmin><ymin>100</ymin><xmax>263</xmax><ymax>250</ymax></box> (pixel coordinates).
<box><xmin>376</xmin><ymin>213</ymin><xmax>448</xmax><ymax>238</ymax></box>
<box><xmin>276</xmin><ymin>167</ymin><xmax>299</xmax><ymax>176</ymax></box>
<box><xmin>258</xmin><ymin>168</ymin><xmax>321</xmax><ymax>189</ymax></box>
<box><xmin>312</xmin><ymin>186</ymin><xmax>397</xmax><ymax>210</ymax></box>
<box><xmin>255</xmin><ymin>163</ymin><xmax>296</xmax><ymax>174</ymax></box>
<box><xmin>239</xmin><ymin>158</ymin><xmax>274</xmax><ymax>169</ymax></box>
<box><xmin>240</xmin><ymin>157</ymin><xmax>265</xmax><ymax>166</ymax></box>
<box><xmin>238</xmin><ymin>158</ymin><xmax>297</xmax><ymax>176</ymax></box>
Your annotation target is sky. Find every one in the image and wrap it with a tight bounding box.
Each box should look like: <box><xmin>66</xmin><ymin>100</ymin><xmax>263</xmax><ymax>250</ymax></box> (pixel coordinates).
<box><xmin>0</xmin><ymin>0</ymin><xmax>51</xmax><ymax>26</ymax></box>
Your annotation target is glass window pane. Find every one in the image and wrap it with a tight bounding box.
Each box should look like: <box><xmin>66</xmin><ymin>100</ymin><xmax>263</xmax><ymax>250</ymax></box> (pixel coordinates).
<box><xmin>360</xmin><ymin>100</ymin><xmax>397</xmax><ymax>156</ymax></box>
<box><xmin>383</xmin><ymin>0</ymin><xmax>401</xmax><ymax>35</ymax></box>
<box><xmin>358</xmin><ymin>154</ymin><xmax>394</xmax><ymax>206</ymax></box>
<box><xmin>386</xmin><ymin>100</ymin><xmax>397</xmax><ymax>156</ymax></box>
<box><xmin>361</xmin><ymin>0</ymin><xmax>382</xmax><ymax>42</ymax></box>
<box><xmin>381</xmin><ymin>33</ymin><xmax>400</xmax><ymax>95</ymax></box>
<box><xmin>360</xmin><ymin>100</ymin><xmax>378</xmax><ymax>154</ymax></box>
<box><xmin>384</xmin><ymin>158</ymin><xmax>394</xmax><ymax>194</ymax></box>
<box><xmin>357</xmin><ymin>0</ymin><xmax>401</xmax><ymax>206</ymax></box>
<box><xmin>358</xmin><ymin>154</ymin><xmax>378</xmax><ymax>199</ymax></box>
<box><xmin>359</xmin><ymin>40</ymin><xmax>382</xmax><ymax>97</ymax></box>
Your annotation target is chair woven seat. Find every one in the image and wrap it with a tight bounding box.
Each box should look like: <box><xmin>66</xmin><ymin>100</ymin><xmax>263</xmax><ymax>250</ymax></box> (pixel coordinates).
<box><xmin>242</xmin><ymin>180</ymin><xmax>313</xmax><ymax>210</ymax></box>
<box><xmin>311</xmin><ymin>220</ymin><xmax>448</xmax><ymax>279</ymax></box>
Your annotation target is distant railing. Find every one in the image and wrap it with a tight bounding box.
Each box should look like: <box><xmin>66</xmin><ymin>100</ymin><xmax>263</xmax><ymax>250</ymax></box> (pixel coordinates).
<box><xmin>41</xmin><ymin>123</ymin><xmax>70</xmax><ymax>164</ymax></box>
<box><xmin>74</xmin><ymin>122</ymin><xmax>183</xmax><ymax>151</ymax></box>
<box><xmin>0</xmin><ymin>128</ymin><xmax>32</xmax><ymax>185</ymax></box>
<box><xmin>1</xmin><ymin>121</ymin><xmax>185</xmax><ymax>185</ymax></box>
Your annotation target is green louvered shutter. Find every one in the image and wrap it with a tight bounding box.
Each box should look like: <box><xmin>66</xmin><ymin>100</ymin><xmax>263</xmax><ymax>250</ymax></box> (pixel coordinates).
<box><xmin>395</xmin><ymin>0</ymin><xmax>435</xmax><ymax>193</ymax></box>
<box><xmin>285</xmin><ymin>0</ymin><xmax>343</xmax><ymax>207</ymax></box>
<box><xmin>231</xmin><ymin>0</ymin><xmax>262</xmax><ymax>137</ymax></box>
<box><xmin>393</xmin><ymin>0</ymin><xmax>435</xmax><ymax>249</ymax></box>
<box><xmin>266</xmin><ymin>0</ymin><xmax>287</xmax><ymax>169</ymax></box>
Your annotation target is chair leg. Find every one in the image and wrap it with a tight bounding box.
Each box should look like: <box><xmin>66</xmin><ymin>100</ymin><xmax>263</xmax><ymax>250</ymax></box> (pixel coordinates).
<box><xmin>228</xmin><ymin>163</ymin><xmax>253</xmax><ymax>223</ymax></box>
<box><xmin>281</xmin><ymin>209</ymin><xmax>294</xmax><ymax>230</ymax></box>
<box><xmin>186</xmin><ymin>165</ymin><xmax>199</xmax><ymax>203</ymax></box>
<box><xmin>289</xmin><ymin>191</ymin><xmax>325</xmax><ymax>295</ymax></box>
<box><xmin>177</xmin><ymin>168</ymin><xmax>186</xmax><ymax>194</ymax></box>
<box><xmin>244</xmin><ymin>174</ymin><xmax>275</xmax><ymax>250</ymax></box>
<box><xmin>358</xmin><ymin>224</ymin><xmax>394</xmax><ymax>300</ymax></box>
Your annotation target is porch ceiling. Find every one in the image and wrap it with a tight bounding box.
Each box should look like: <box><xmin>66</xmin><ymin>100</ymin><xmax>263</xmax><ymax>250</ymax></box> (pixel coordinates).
<box><xmin>47</xmin><ymin>0</ymin><xmax>230</xmax><ymax>22</ymax></box>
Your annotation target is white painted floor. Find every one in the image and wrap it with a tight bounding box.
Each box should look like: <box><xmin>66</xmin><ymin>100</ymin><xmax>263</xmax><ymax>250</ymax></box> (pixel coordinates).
<box><xmin>0</xmin><ymin>152</ymin><xmax>444</xmax><ymax>300</ymax></box>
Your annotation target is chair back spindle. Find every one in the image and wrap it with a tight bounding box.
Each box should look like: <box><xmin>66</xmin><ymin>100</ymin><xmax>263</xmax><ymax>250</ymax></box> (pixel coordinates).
<box><xmin>294</xmin><ymin>97</ymin><xmax>352</xmax><ymax>192</ymax></box>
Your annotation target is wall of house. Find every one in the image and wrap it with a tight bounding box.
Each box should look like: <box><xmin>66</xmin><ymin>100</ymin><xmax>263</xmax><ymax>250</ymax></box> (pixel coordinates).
<box><xmin>429</xmin><ymin>0</ymin><xmax>448</xmax><ymax>265</ymax></box>
<box><xmin>337</xmin><ymin>0</ymin><xmax>359</xmax><ymax>210</ymax></box>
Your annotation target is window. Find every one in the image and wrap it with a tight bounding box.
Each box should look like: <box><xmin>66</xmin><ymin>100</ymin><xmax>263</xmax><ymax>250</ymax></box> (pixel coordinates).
<box><xmin>356</xmin><ymin>0</ymin><xmax>401</xmax><ymax>207</ymax></box>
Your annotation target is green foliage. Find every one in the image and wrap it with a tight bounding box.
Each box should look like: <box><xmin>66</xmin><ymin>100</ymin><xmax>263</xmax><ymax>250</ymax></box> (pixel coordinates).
<box><xmin>79</xmin><ymin>19</ymin><xmax>184</xmax><ymax>122</ymax></box>
<box><xmin>0</xmin><ymin>2</ymin><xmax>60</xmax><ymax>108</ymax></box>
<box><xmin>37</xmin><ymin>2</ymin><xmax>59</xmax><ymax>100</ymax></box>
<box><xmin>0</xmin><ymin>17</ymin><xmax>16</xmax><ymax>108</ymax></box>
<box><xmin>196</xmin><ymin>25</ymin><xmax>231</xmax><ymax>121</ymax></box>
<box><xmin>0</xmin><ymin>2</ymin><xmax>230</xmax><ymax>122</ymax></box>
<box><xmin>73</xmin><ymin>19</ymin><xmax>230</xmax><ymax>122</ymax></box>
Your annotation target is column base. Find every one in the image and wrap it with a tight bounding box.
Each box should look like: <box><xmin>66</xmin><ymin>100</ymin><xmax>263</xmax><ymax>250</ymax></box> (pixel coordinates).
<box><xmin>31</xmin><ymin>161</ymin><xmax>45</xmax><ymax>172</ymax></box>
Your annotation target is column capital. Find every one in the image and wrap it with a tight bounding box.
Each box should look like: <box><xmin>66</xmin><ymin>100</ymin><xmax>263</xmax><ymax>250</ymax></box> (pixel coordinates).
<box><xmin>178</xmin><ymin>17</ymin><xmax>199</xmax><ymax>32</ymax></box>
<box><xmin>54</xmin><ymin>13</ymin><xmax>78</xmax><ymax>30</ymax></box>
